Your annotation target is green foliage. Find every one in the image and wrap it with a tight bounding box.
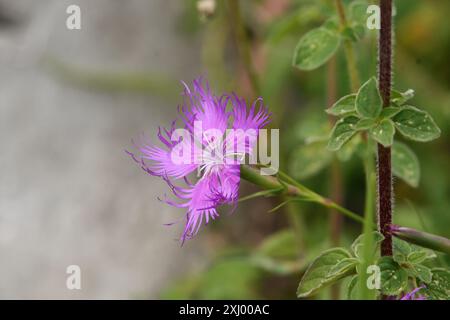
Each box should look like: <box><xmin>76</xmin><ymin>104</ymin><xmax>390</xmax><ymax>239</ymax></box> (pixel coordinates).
<box><xmin>393</xmin><ymin>106</ymin><xmax>441</xmax><ymax>142</ymax></box>
<box><xmin>297</xmin><ymin>248</ymin><xmax>355</xmax><ymax>298</ymax></box>
<box><xmin>326</xmin><ymin>94</ymin><xmax>357</xmax><ymax>116</ymax></box>
<box><xmin>356</xmin><ymin>77</ymin><xmax>383</xmax><ymax>119</ymax></box>
<box><xmin>378</xmin><ymin>256</ymin><xmax>409</xmax><ymax>295</ymax></box>
<box><xmin>326</xmin><ymin>76</ymin><xmax>441</xmax><ymax>154</ymax></box>
<box><xmin>392</xmin><ymin>142</ymin><xmax>420</xmax><ymax>187</ymax></box>
<box><xmin>369</xmin><ymin>119</ymin><xmax>395</xmax><ymax>147</ymax></box>
<box><xmin>423</xmin><ymin>268</ymin><xmax>450</xmax><ymax>300</ymax></box>
<box><xmin>327</xmin><ymin>116</ymin><xmax>359</xmax><ymax>151</ymax></box>
<box><xmin>293</xmin><ymin>27</ymin><xmax>341</xmax><ymax>71</ymax></box>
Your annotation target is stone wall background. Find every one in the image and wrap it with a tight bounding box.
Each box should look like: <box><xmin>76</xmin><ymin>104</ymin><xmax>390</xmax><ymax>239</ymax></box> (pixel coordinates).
<box><xmin>0</xmin><ymin>0</ymin><xmax>209</xmax><ymax>299</ymax></box>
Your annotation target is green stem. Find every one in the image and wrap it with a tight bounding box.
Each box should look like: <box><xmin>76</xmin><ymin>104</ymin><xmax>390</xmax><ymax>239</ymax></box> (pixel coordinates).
<box><xmin>334</xmin><ymin>0</ymin><xmax>360</xmax><ymax>92</ymax></box>
<box><xmin>240</xmin><ymin>165</ymin><xmax>364</xmax><ymax>224</ymax></box>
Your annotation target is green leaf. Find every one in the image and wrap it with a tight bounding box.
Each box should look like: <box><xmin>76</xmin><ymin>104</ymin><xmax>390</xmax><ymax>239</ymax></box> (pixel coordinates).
<box><xmin>393</xmin><ymin>106</ymin><xmax>441</xmax><ymax>142</ymax></box>
<box><xmin>328</xmin><ymin>258</ymin><xmax>359</xmax><ymax>278</ymax></box>
<box><xmin>289</xmin><ymin>141</ymin><xmax>333</xmax><ymax>179</ymax></box>
<box><xmin>369</xmin><ymin>119</ymin><xmax>395</xmax><ymax>147</ymax></box>
<box><xmin>423</xmin><ymin>268</ymin><xmax>450</xmax><ymax>300</ymax></box>
<box><xmin>409</xmin><ymin>264</ymin><xmax>433</xmax><ymax>283</ymax></box>
<box><xmin>393</xmin><ymin>237</ymin><xmax>412</xmax><ymax>264</ymax></box>
<box><xmin>297</xmin><ymin>248</ymin><xmax>354</xmax><ymax>298</ymax></box>
<box><xmin>293</xmin><ymin>28</ymin><xmax>341</xmax><ymax>71</ymax></box>
<box><xmin>355</xmin><ymin>118</ymin><xmax>376</xmax><ymax>131</ymax></box>
<box><xmin>327</xmin><ymin>116</ymin><xmax>358</xmax><ymax>151</ymax></box>
<box><xmin>407</xmin><ymin>251</ymin><xmax>428</xmax><ymax>264</ymax></box>
<box><xmin>326</xmin><ymin>94</ymin><xmax>356</xmax><ymax>116</ymax></box>
<box><xmin>356</xmin><ymin>77</ymin><xmax>383</xmax><ymax>119</ymax></box>
<box><xmin>351</xmin><ymin>231</ymin><xmax>384</xmax><ymax>258</ymax></box>
<box><xmin>380</xmin><ymin>106</ymin><xmax>402</xmax><ymax>119</ymax></box>
<box><xmin>391</xmin><ymin>89</ymin><xmax>414</xmax><ymax>106</ymax></box>
<box><xmin>392</xmin><ymin>142</ymin><xmax>420</xmax><ymax>187</ymax></box>
<box><xmin>379</xmin><ymin>256</ymin><xmax>409</xmax><ymax>295</ymax></box>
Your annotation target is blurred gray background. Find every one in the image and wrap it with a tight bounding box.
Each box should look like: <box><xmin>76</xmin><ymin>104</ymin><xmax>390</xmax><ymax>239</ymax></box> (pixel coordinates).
<box><xmin>0</xmin><ymin>0</ymin><xmax>210</xmax><ymax>299</ymax></box>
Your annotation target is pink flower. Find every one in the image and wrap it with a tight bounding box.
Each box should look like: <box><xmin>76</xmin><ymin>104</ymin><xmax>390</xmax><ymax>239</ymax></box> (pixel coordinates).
<box><xmin>127</xmin><ymin>78</ymin><xmax>270</xmax><ymax>244</ymax></box>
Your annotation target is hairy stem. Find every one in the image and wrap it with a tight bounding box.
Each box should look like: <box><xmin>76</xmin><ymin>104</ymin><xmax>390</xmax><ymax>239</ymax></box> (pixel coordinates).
<box><xmin>377</xmin><ymin>0</ymin><xmax>393</xmax><ymax>258</ymax></box>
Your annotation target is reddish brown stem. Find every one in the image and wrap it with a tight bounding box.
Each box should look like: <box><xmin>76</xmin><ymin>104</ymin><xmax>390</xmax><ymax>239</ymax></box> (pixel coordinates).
<box><xmin>377</xmin><ymin>0</ymin><xmax>393</xmax><ymax>257</ymax></box>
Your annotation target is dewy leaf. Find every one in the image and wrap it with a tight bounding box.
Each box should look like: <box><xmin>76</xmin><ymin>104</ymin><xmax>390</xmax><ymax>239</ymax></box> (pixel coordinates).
<box><xmin>293</xmin><ymin>28</ymin><xmax>341</xmax><ymax>71</ymax></box>
<box><xmin>423</xmin><ymin>268</ymin><xmax>450</xmax><ymax>300</ymax></box>
<box><xmin>379</xmin><ymin>256</ymin><xmax>409</xmax><ymax>295</ymax></box>
<box><xmin>369</xmin><ymin>119</ymin><xmax>395</xmax><ymax>147</ymax></box>
<box><xmin>391</xmin><ymin>89</ymin><xmax>414</xmax><ymax>106</ymax></box>
<box><xmin>297</xmin><ymin>248</ymin><xmax>354</xmax><ymax>298</ymax></box>
<box><xmin>356</xmin><ymin>77</ymin><xmax>383</xmax><ymax>118</ymax></box>
<box><xmin>393</xmin><ymin>106</ymin><xmax>441</xmax><ymax>142</ymax></box>
<box><xmin>327</xmin><ymin>116</ymin><xmax>358</xmax><ymax>151</ymax></box>
<box><xmin>326</xmin><ymin>94</ymin><xmax>356</xmax><ymax>116</ymax></box>
<box><xmin>289</xmin><ymin>141</ymin><xmax>333</xmax><ymax>179</ymax></box>
<box><xmin>392</xmin><ymin>142</ymin><xmax>420</xmax><ymax>187</ymax></box>
<box><xmin>351</xmin><ymin>231</ymin><xmax>384</xmax><ymax>258</ymax></box>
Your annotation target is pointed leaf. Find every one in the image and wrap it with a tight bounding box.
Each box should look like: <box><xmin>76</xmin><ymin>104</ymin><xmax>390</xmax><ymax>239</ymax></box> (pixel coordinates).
<box><xmin>356</xmin><ymin>77</ymin><xmax>383</xmax><ymax>118</ymax></box>
<box><xmin>393</xmin><ymin>106</ymin><xmax>441</xmax><ymax>142</ymax></box>
<box><xmin>293</xmin><ymin>28</ymin><xmax>341</xmax><ymax>71</ymax></box>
